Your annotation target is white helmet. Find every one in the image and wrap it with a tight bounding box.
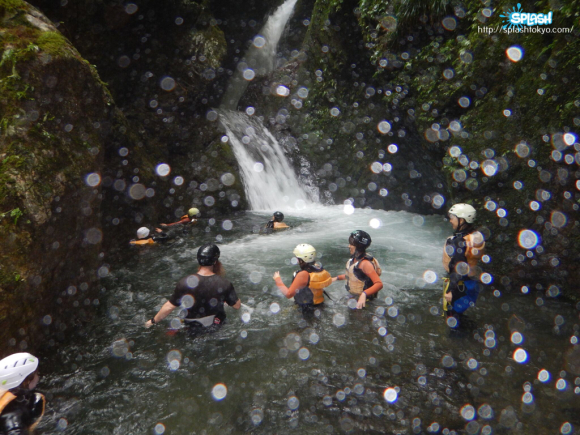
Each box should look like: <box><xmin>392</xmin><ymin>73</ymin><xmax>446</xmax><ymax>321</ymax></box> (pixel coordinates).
<box><xmin>137</xmin><ymin>227</ymin><xmax>150</xmax><ymax>239</ymax></box>
<box><xmin>293</xmin><ymin>244</ymin><xmax>316</xmax><ymax>263</ymax></box>
<box><xmin>0</xmin><ymin>353</ymin><xmax>39</xmax><ymax>393</ymax></box>
<box><xmin>449</xmin><ymin>203</ymin><xmax>477</xmax><ymax>223</ymax></box>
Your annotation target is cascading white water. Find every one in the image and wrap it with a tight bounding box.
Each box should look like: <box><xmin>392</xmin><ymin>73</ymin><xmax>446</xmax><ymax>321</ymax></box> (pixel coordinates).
<box><xmin>219</xmin><ymin>109</ymin><xmax>313</xmax><ymax>211</ymax></box>
<box><xmin>218</xmin><ymin>0</ymin><xmax>314</xmax><ymax>211</ymax></box>
<box><xmin>221</xmin><ymin>0</ymin><xmax>298</xmax><ymax>110</ymax></box>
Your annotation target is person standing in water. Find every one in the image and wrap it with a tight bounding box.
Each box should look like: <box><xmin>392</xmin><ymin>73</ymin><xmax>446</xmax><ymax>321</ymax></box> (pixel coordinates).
<box><xmin>145</xmin><ymin>243</ymin><xmax>241</xmax><ymax>331</ymax></box>
<box><xmin>265</xmin><ymin>211</ymin><xmax>289</xmax><ymax>230</ymax></box>
<box><xmin>442</xmin><ymin>203</ymin><xmax>485</xmax><ymax>326</ymax></box>
<box><xmin>273</xmin><ymin>244</ymin><xmax>332</xmax><ymax>310</ymax></box>
<box><xmin>333</xmin><ymin>230</ymin><xmax>383</xmax><ymax>309</ymax></box>
<box><xmin>0</xmin><ymin>353</ymin><xmax>45</xmax><ymax>434</ymax></box>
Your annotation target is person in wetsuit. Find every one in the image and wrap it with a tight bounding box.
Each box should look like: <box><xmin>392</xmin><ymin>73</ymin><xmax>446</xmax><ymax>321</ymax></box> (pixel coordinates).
<box><xmin>159</xmin><ymin>207</ymin><xmax>200</xmax><ymax>229</ymax></box>
<box><xmin>145</xmin><ymin>243</ymin><xmax>241</xmax><ymax>330</ymax></box>
<box><xmin>273</xmin><ymin>243</ymin><xmax>332</xmax><ymax>310</ymax></box>
<box><xmin>333</xmin><ymin>230</ymin><xmax>383</xmax><ymax>309</ymax></box>
<box><xmin>0</xmin><ymin>353</ymin><xmax>45</xmax><ymax>435</ymax></box>
<box><xmin>129</xmin><ymin>227</ymin><xmax>169</xmax><ymax>245</ymax></box>
<box><xmin>265</xmin><ymin>211</ymin><xmax>289</xmax><ymax>231</ymax></box>
<box><xmin>442</xmin><ymin>203</ymin><xmax>485</xmax><ymax>326</ymax></box>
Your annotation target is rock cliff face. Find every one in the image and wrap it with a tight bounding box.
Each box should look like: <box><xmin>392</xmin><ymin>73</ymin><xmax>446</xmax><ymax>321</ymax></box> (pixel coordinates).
<box><xmin>0</xmin><ymin>0</ymin><xmax>246</xmax><ymax>349</ymax></box>
<box><xmin>1</xmin><ymin>0</ymin><xmax>121</xmax><ymax>347</ymax></box>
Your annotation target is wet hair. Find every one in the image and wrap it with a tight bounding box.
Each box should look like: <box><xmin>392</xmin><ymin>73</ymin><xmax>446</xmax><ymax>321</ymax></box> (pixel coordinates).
<box><xmin>198</xmin><ymin>259</ymin><xmax>225</xmax><ymax>277</ymax></box>
<box><xmin>18</xmin><ymin>370</ymin><xmax>38</xmax><ymax>390</ymax></box>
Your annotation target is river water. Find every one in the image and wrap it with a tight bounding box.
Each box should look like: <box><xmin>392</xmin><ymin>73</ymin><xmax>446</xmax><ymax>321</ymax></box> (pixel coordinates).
<box><xmin>36</xmin><ymin>206</ymin><xmax>580</xmax><ymax>434</ymax></box>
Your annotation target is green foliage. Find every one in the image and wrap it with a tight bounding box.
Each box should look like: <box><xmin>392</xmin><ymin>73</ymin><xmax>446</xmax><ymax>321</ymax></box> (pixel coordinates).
<box><xmin>0</xmin><ymin>208</ymin><xmax>23</xmax><ymax>224</ymax></box>
<box><xmin>36</xmin><ymin>31</ymin><xmax>70</xmax><ymax>57</ymax></box>
<box><xmin>0</xmin><ymin>0</ymin><xmax>26</xmax><ymax>14</ymax></box>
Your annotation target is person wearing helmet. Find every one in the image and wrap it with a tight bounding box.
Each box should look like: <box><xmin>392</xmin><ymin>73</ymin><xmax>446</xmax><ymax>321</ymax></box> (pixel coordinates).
<box><xmin>0</xmin><ymin>353</ymin><xmax>45</xmax><ymax>434</ymax></box>
<box><xmin>145</xmin><ymin>243</ymin><xmax>241</xmax><ymax>331</ymax></box>
<box><xmin>159</xmin><ymin>207</ymin><xmax>200</xmax><ymax>228</ymax></box>
<box><xmin>442</xmin><ymin>203</ymin><xmax>485</xmax><ymax>326</ymax></box>
<box><xmin>273</xmin><ymin>244</ymin><xmax>332</xmax><ymax>309</ymax></box>
<box><xmin>333</xmin><ymin>230</ymin><xmax>383</xmax><ymax>309</ymax></box>
<box><xmin>129</xmin><ymin>226</ymin><xmax>169</xmax><ymax>245</ymax></box>
<box><xmin>265</xmin><ymin>211</ymin><xmax>289</xmax><ymax>230</ymax></box>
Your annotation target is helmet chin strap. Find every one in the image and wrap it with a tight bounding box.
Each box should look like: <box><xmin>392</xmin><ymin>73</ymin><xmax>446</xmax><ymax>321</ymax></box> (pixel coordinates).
<box><xmin>456</xmin><ymin>219</ymin><xmax>472</xmax><ymax>234</ymax></box>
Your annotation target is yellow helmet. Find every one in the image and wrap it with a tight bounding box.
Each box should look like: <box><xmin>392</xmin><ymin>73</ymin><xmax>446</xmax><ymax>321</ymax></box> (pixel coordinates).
<box><xmin>293</xmin><ymin>244</ymin><xmax>316</xmax><ymax>263</ymax></box>
<box><xmin>188</xmin><ymin>207</ymin><xmax>200</xmax><ymax>217</ymax></box>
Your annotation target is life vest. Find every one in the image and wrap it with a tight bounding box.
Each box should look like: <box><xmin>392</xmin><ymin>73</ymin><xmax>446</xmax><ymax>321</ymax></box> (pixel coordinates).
<box><xmin>345</xmin><ymin>255</ymin><xmax>382</xmax><ymax>296</ymax></box>
<box><xmin>180</xmin><ymin>215</ymin><xmax>197</xmax><ymax>224</ymax></box>
<box><xmin>0</xmin><ymin>392</ymin><xmax>16</xmax><ymax>414</ymax></box>
<box><xmin>442</xmin><ymin>229</ymin><xmax>485</xmax><ymax>278</ymax></box>
<box><xmin>292</xmin><ymin>263</ymin><xmax>332</xmax><ymax>306</ymax></box>
<box><xmin>0</xmin><ymin>390</ymin><xmax>45</xmax><ymax>432</ymax></box>
<box><xmin>265</xmin><ymin>220</ymin><xmax>274</xmax><ymax>229</ymax></box>
<box><xmin>130</xmin><ymin>238</ymin><xmax>155</xmax><ymax>245</ymax></box>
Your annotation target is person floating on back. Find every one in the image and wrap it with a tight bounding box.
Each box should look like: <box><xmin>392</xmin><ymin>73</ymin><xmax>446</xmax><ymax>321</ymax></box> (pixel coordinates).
<box><xmin>159</xmin><ymin>207</ymin><xmax>200</xmax><ymax>228</ymax></box>
<box><xmin>0</xmin><ymin>353</ymin><xmax>45</xmax><ymax>434</ymax></box>
<box><xmin>265</xmin><ymin>211</ymin><xmax>289</xmax><ymax>230</ymax></box>
<box><xmin>333</xmin><ymin>230</ymin><xmax>383</xmax><ymax>309</ymax></box>
<box><xmin>129</xmin><ymin>227</ymin><xmax>168</xmax><ymax>245</ymax></box>
<box><xmin>442</xmin><ymin>203</ymin><xmax>485</xmax><ymax>327</ymax></box>
<box><xmin>145</xmin><ymin>243</ymin><xmax>241</xmax><ymax>331</ymax></box>
<box><xmin>273</xmin><ymin>243</ymin><xmax>332</xmax><ymax>310</ymax></box>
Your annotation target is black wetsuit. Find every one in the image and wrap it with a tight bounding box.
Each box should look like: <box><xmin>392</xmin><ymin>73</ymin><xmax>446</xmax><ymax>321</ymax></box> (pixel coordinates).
<box><xmin>0</xmin><ymin>390</ymin><xmax>45</xmax><ymax>435</ymax></box>
<box><xmin>169</xmin><ymin>274</ymin><xmax>238</xmax><ymax>325</ymax></box>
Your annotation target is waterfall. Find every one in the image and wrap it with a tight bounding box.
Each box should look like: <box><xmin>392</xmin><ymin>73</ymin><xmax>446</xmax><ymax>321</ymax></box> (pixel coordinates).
<box><xmin>219</xmin><ymin>110</ymin><xmax>313</xmax><ymax>211</ymax></box>
<box><xmin>221</xmin><ymin>0</ymin><xmax>298</xmax><ymax>110</ymax></box>
<box><xmin>217</xmin><ymin>0</ymin><xmax>315</xmax><ymax>212</ymax></box>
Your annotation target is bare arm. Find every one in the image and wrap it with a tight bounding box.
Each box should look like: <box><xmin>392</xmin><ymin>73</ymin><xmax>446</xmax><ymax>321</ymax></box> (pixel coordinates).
<box><xmin>145</xmin><ymin>300</ymin><xmax>177</xmax><ymax>327</ymax></box>
<box><xmin>273</xmin><ymin>270</ymin><xmax>309</xmax><ymax>299</ymax></box>
<box><xmin>229</xmin><ymin>299</ymin><xmax>241</xmax><ymax>309</ymax></box>
<box><xmin>356</xmin><ymin>261</ymin><xmax>383</xmax><ymax>309</ymax></box>
<box><xmin>332</xmin><ymin>274</ymin><xmax>346</xmax><ymax>282</ymax></box>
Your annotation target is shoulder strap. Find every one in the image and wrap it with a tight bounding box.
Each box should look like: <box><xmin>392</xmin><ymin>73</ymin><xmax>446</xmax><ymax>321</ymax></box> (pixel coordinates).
<box><xmin>0</xmin><ymin>391</ymin><xmax>17</xmax><ymax>414</ymax></box>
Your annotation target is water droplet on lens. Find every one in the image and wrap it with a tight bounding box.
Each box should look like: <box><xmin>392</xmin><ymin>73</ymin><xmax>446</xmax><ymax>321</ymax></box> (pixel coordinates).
<box><xmin>211</xmin><ymin>383</ymin><xmax>227</xmax><ymax>400</ymax></box>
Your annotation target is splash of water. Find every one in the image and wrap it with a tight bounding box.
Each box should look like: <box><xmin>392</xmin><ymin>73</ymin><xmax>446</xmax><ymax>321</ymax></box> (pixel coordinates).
<box><xmin>219</xmin><ymin>110</ymin><xmax>313</xmax><ymax>211</ymax></box>
<box><xmin>221</xmin><ymin>0</ymin><xmax>298</xmax><ymax>109</ymax></box>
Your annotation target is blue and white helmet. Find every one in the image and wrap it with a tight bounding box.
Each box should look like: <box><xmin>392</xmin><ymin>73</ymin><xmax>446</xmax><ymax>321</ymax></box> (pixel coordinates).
<box><xmin>0</xmin><ymin>353</ymin><xmax>39</xmax><ymax>393</ymax></box>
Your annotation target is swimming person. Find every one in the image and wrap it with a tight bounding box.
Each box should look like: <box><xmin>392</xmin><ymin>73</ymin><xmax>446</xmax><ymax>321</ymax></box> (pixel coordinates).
<box><xmin>442</xmin><ymin>203</ymin><xmax>485</xmax><ymax>326</ymax></box>
<box><xmin>145</xmin><ymin>243</ymin><xmax>241</xmax><ymax>331</ymax></box>
<box><xmin>273</xmin><ymin>243</ymin><xmax>332</xmax><ymax>310</ymax></box>
<box><xmin>129</xmin><ymin>227</ymin><xmax>169</xmax><ymax>245</ymax></box>
<box><xmin>333</xmin><ymin>230</ymin><xmax>383</xmax><ymax>309</ymax></box>
<box><xmin>159</xmin><ymin>207</ymin><xmax>200</xmax><ymax>228</ymax></box>
<box><xmin>265</xmin><ymin>211</ymin><xmax>289</xmax><ymax>230</ymax></box>
<box><xmin>0</xmin><ymin>353</ymin><xmax>46</xmax><ymax>434</ymax></box>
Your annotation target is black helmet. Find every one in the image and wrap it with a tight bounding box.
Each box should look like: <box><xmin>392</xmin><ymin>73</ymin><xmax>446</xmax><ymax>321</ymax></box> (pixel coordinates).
<box><xmin>273</xmin><ymin>211</ymin><xmax>284</xmax><ymax>222</ymax></box>
<box><xmin>197</xmin><ymin>243</ymin><xmax>220</xmax><ymax>266</ymax></box>
<box><xmin>349</xmin><ymin>230</ymin><xmax>371</xmax><ymax>249</ymax></box>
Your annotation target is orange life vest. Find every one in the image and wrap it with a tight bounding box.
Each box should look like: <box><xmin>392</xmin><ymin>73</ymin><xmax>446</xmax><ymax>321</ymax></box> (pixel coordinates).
<box><xmin>442</xmin><ymin>230</ymin><xmax>485</xmax><ymax>277</ymax></box>
<box><xmin>293</xmin><ymin>264</ymin><xmax>332</xmax><ymax>305</ymax></box>
<box><xmin>0</xmin><ymin>391</ymin><xmax>16</xmax><ymax>413</ymax></box>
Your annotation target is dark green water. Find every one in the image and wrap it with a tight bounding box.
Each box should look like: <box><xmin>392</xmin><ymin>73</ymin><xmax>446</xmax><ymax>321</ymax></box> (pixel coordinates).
<box><xmin>36</xmin><ymin>208</ymin><xmax>580</xmax><ymax>434</ymax></box>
